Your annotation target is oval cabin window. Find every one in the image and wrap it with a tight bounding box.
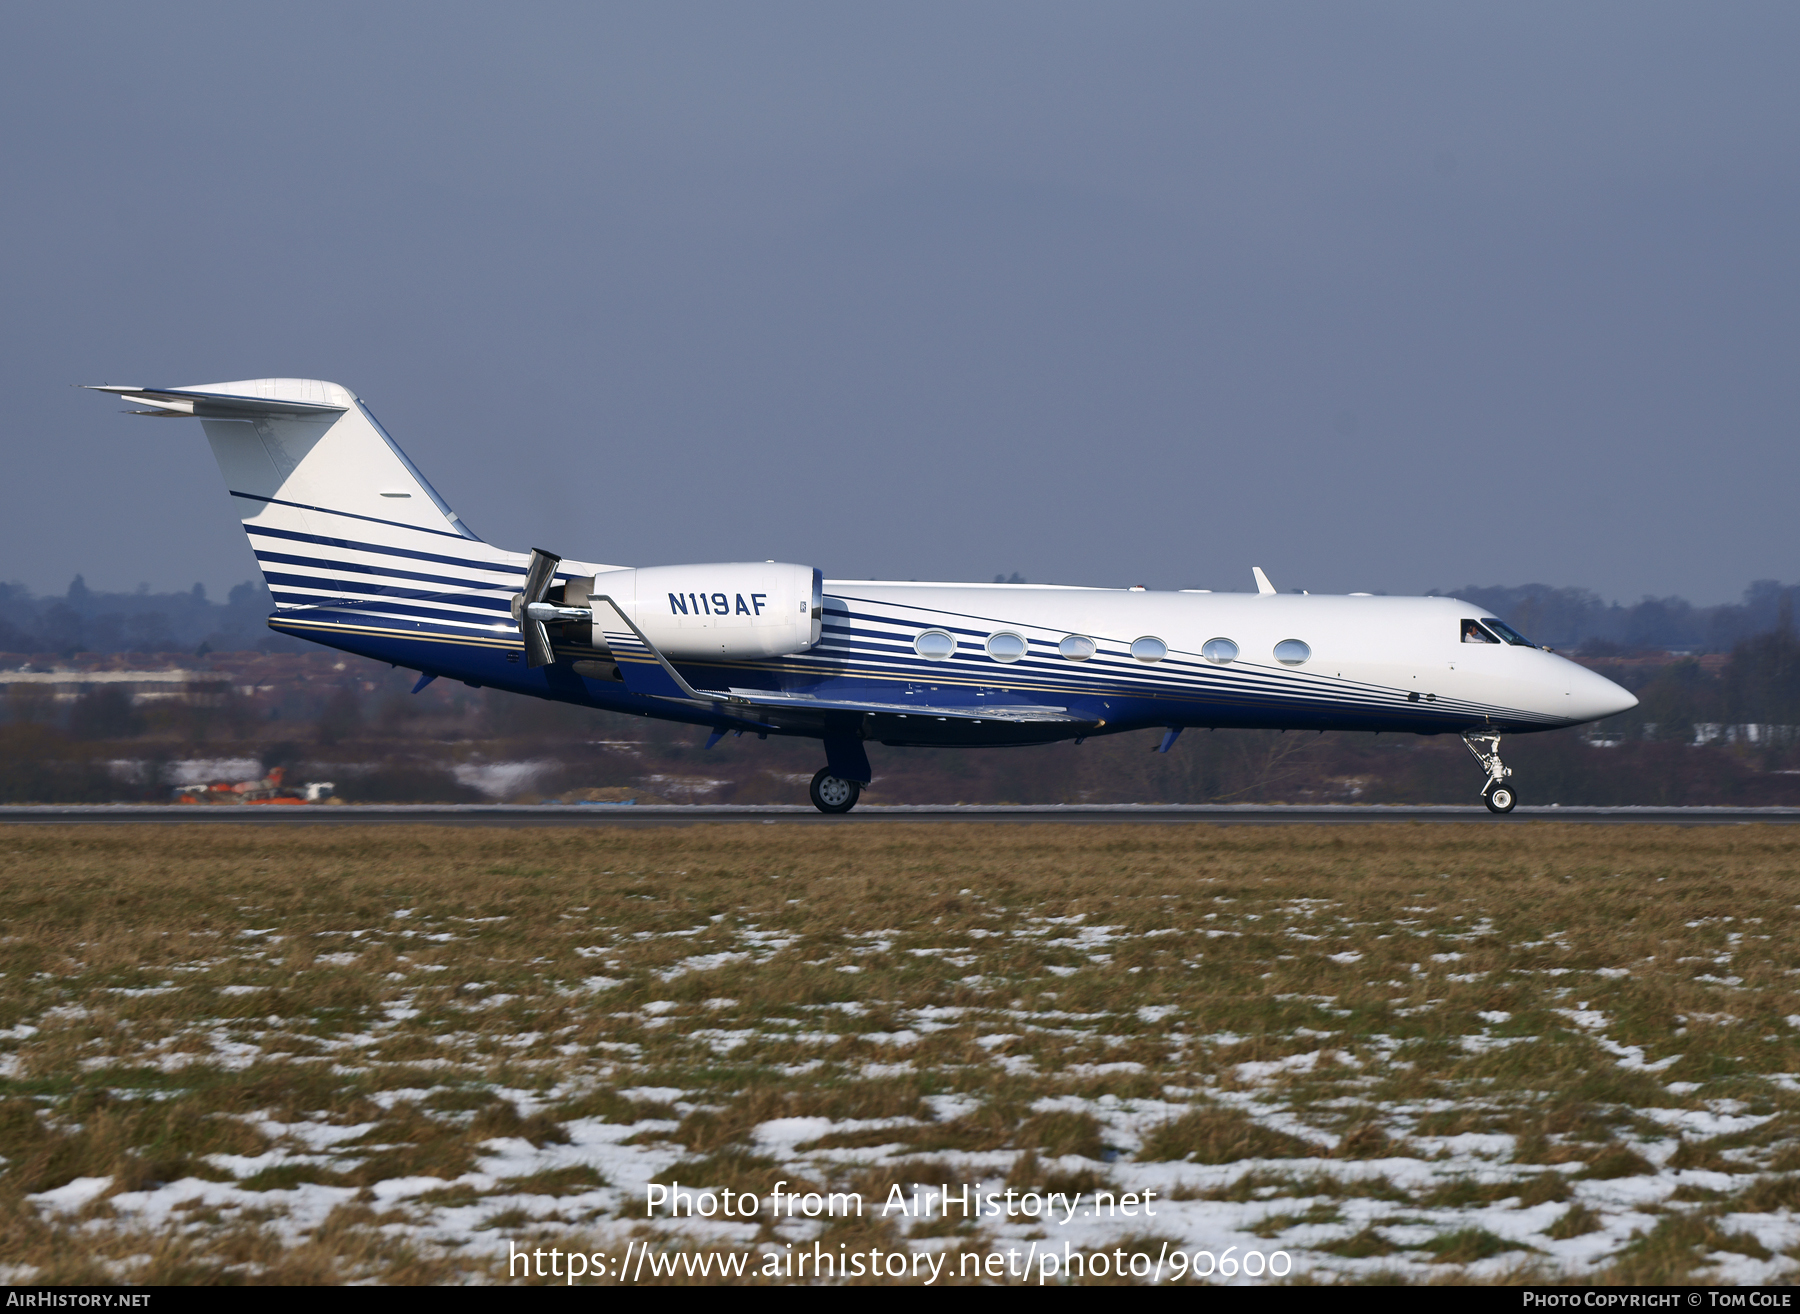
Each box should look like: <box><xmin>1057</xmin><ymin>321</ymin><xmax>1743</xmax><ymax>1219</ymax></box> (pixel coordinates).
<box><xmin>1130</xmin><ymin>636</ymin><xmax>1168</xmax><ymax>663</ymax></box>
<box><xmin>986</xmin><ymin>632</ymin><xmax>1027</xmax><ymax>663</ymax></box>
<box><xmin>1202</xmin><ymin>637</ymin><xmax>1238</xmax><ymax>664</ymax></box>
<box><xmin>915</xmin><ymin>630</ymin><xmax>957</xmax><ymax>661</ymax></box>
<box><xmin>1274</xmin><ymin>639</ymin><xmax>1311</xmax><ymax>666</ymax></box>
<box><xmin>1059</xmin><ymin>634</ymin><xmax>1097</xmax><ymax>661</ymax></box>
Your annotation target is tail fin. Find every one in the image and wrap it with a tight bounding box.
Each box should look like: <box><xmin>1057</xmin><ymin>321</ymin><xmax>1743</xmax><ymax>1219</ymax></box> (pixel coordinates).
<box><xmin>89</xmin><ymin>378</ymin><xmax>478</xmax><ymax>542</ymax></box>
<box><xmin>86</xmin><ymin>379</ymin><xmax>528</xmax><ymax>638</ymax></box>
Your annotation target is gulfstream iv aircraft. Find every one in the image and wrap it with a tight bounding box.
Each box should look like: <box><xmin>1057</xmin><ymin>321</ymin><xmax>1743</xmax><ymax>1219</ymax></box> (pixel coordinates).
<box><xmin>87</xmin><ymin>379</ymin><xmax>1637</xmax><ymax>813</ymax></box>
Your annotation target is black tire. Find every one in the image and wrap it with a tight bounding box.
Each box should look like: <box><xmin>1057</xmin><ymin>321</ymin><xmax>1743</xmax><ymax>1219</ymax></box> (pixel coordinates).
<box><xmin>1485</xmin><ymin>783</ymin><xmax>1518</xmax><ymax>814</ymax></box>
<box><xmin>810</xmin><ymin>767</ymin><xmax>861</xmax><ymax>814</ymax></box>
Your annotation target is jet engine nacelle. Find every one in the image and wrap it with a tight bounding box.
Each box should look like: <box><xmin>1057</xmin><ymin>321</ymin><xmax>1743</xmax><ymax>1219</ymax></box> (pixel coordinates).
<box><xmin>573</xmin><ymin>562</ymin><xmax>823</xmax><ymax>660</ymax></box>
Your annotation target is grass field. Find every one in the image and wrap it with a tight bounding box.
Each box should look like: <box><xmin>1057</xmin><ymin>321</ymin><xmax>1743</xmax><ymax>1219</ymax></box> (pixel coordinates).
<box><xmin>3</xmin><ymin>822</ymin><xmax>1800</xmax><ymax>1285</ymax></box>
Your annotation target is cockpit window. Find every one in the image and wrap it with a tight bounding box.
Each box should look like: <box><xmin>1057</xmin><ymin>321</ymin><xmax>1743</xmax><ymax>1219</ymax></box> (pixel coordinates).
<box><xmin>1482</xmin><ymin>618</ymin><xmax>1538</xmax><ymax>647</ymax></box>
<box><xmin>1460</xmin><ymin>618</ymin><xmax>1500</xmax><ymax>644</ymax></box>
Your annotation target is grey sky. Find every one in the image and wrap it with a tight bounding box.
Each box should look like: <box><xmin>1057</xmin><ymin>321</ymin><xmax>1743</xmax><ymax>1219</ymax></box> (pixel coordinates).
<box><xmin>2</xmin><ymin>3</ymin><xmax>1795</xmax><ymax>605</ymax></box>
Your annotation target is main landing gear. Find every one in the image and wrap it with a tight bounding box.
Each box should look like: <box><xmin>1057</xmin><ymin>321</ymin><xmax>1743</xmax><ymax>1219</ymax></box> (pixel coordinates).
<box><xmin>1463</xmin><ymin>729</ymin><xmax>1517</xmax><ymax>814</ymax></box>
<box><xmin>809</xmin><ymin>767</ymin><xmax>861</xmax><ymax>814</ymax></box>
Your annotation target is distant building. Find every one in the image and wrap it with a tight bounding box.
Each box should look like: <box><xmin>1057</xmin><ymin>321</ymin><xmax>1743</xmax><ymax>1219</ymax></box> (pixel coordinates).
<box><xmin>0</xmin><ymin>666</ymin><xmax>208</xmax><ymax>704</ymax></box>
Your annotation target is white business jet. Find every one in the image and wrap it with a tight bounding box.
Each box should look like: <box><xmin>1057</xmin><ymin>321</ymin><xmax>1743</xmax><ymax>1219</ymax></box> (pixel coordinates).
<box><xmin>86</xmin><ymin>379</ymin><xmax>1636</xmax><ymax>813</ymax></box>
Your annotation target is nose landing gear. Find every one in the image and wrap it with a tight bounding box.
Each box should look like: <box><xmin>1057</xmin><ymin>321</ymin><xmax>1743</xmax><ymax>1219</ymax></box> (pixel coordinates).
<box><xmin>1463</xmin><ymin>729</ymin><xmax>1518</xmax><ymax>814</ymax></box>
<box><xmin>809</xmin><ymin>767</ymin><xmax>862</xmax><ymax>814</ymax></box>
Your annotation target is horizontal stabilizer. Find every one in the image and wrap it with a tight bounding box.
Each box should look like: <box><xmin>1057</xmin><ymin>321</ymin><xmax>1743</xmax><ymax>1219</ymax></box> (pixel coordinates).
<box><xmin>83</xmin><ymin>385</ymin><xmax>348</xmax><ymax>419</ymax></box>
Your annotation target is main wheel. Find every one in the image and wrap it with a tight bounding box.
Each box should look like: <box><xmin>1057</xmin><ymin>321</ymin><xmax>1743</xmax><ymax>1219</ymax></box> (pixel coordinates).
<box><xmin>809</xmin><ymin>768</ymin><xmax>861</xmax><ymax>814</ymax></box>
<box><xmin>1485</xmin><ymin>783</ymin><xmax>1518</xmax><ymax>814</ymax></box>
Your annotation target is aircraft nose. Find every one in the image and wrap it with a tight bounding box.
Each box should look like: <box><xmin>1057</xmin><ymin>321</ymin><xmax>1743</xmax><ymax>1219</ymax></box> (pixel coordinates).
<box><xmin>1566</xmin><ymin>665</ymin><xmax>1638</xmax><ymax>722</ymax></box>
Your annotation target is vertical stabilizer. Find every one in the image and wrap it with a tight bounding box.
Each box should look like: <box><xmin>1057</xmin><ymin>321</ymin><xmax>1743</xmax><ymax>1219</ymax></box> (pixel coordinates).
<box><xmin>85</xmin><ymin>380</ymin><xmax>528</xmax><ymax>638</ymax></box>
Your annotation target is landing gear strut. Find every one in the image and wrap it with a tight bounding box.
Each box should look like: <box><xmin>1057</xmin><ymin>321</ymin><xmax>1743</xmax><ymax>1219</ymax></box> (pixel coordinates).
<box><xmin>1463</xmin><ymin>729</ymin><xmax>1517</xmax><ymax>814</ymax></box>
<box><xmin>809</xmin><ymin>767</ymin><xmax>861</xmax><ymax>814</ymax></box>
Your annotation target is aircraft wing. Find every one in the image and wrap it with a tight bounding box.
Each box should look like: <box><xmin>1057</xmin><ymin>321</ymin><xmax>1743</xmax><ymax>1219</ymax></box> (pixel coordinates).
<box><xmin>585</xmin><ymin>600</ymin><xmax>1088</xmax><ymax>725</ymax></box>
<box><xmin>717</xmin><ymin>689</ymin><xmax>1086</xmax><ymax>724</ymax></box>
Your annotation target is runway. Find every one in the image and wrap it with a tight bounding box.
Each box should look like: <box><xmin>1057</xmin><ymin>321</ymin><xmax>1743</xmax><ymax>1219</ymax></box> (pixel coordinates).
<box><xmin>5</xmin><ymin>804</ymin><xmax>1800</xmax><ymax>827</ymax></box>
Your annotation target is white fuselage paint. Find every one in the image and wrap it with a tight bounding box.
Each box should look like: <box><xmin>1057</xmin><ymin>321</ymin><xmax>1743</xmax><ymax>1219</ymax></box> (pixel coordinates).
<box><xmin>799</xmin><ymin>583</ymin><xmax>1634</xmax><ymax>730</ymax></box>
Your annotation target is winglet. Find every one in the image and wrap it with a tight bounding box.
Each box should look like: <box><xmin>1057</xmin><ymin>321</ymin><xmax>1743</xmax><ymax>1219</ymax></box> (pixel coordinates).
<box><xmin>1252</xmin><ymin>567</ymin><xmax>1276</xmax><ymax>595</ymax></box>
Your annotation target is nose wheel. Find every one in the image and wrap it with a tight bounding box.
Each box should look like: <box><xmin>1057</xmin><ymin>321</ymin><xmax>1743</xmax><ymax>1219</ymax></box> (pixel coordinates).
<box><xmin>809</xmin><ymin>767</ymin><xmax>861</xmax><ymax>814</ymax></box>
<box><xmin>1463</xmin><ymin>730</ymin><xmax>1518</xmax><ymax>814</ymax></box>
